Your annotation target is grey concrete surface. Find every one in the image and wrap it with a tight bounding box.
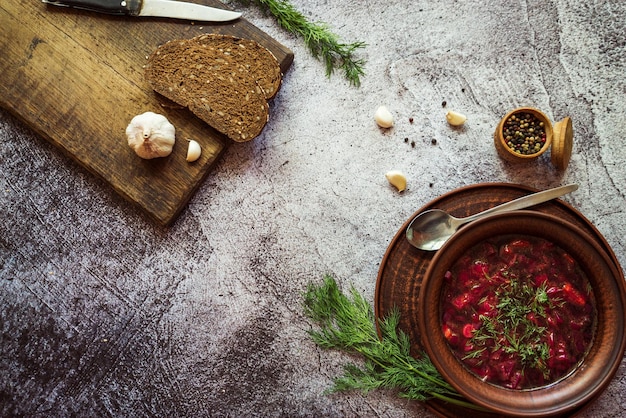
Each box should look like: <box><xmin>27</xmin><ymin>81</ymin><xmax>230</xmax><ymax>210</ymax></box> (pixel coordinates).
<box><xmin>2</xmin><ymin>0</ymin><xmax>626</xmax><ymax>416</ymax></box>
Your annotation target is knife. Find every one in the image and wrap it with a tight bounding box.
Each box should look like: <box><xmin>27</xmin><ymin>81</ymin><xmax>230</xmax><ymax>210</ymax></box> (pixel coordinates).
<box><xmin>42</xmin><ymin>0</ymin><xmax>242</xmax><ymax>22</ymax></box>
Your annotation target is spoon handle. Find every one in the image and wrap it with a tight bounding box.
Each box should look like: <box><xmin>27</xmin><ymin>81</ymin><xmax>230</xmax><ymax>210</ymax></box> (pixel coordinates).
<box><xmin>460</xmin><ymin>184</ymin><xmax>579</xmax><ymax>224</ymax></box>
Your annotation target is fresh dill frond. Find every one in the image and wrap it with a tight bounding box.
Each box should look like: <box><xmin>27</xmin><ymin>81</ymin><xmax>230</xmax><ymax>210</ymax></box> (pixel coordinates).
<box><xmin>236</xmin><ymin>0</ymin><xmax>366</xmax><ymax>86</ymax></box>
<box><xmin>468</xmin><ymin>277</ymin><xmax>553</xmax><ymax>372</ymax></box>
<box><xmin>302</xmin><ymin>275</ymin><xmax>489</xmax><ymax>411</ymax></box>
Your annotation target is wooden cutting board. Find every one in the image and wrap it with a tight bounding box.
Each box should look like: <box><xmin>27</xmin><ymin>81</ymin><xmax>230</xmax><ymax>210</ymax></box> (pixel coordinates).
<box><xmin>0</xmin><ymin>0</ymin><xmax>293</xmax><ymax>225</ymax></box>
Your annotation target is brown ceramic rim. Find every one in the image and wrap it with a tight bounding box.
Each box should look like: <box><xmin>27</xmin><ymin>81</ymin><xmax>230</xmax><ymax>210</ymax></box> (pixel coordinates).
<box><xmin>374</xmin><ymin>183</ymin><xmax>625</xmax><ymax>418</ymax></box>
<box><xmin>418</xmin><ymin>211</ymin><xmax>626</xmax><ymax>417</ymax></box>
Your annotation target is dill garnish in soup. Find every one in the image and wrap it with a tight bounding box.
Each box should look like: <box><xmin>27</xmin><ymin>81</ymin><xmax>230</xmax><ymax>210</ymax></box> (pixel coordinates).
<box><xmin>441</xmin><ymin>235</ymin><xmax>596</xmax><ymax>389</ymax></box>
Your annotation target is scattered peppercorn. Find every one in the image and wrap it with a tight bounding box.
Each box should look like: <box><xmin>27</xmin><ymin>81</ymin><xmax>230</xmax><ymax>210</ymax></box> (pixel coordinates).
<box><xmin>409</xmin><ymin>117</ymin><xmax>414</xmax><ymax>124</ymax></box>
<box><xmin>404</xmin><ymin>137</ymin><xmax>409</xmax><ymax>143</ymax></box>
<box><xmin>442</xmin><ymin>101</ymin><xmax>447</xmax><ymax>107</ymax></box>
<box><xmin>503</xmin><ymin>112</ymin><xmax>546</xmax><ymax>155</ymax></box>
<box><xmin>431</xmin><ymin>138</ymin><xmax>437</xmax><ymax>145</ymax></box>
<box><xmin>411</xmin><ymin>141</ymin><xmax>416</xmax><ymax>148</ymax></box>
<box><xmin>461</xmin><ymin>88</ymin><xmax>465</xmax><ymax>93</ymax></box>
<box><xmin>429</xmin><ymin>182</ymin><xmax>434</xmax><ymax>187</ymax></box>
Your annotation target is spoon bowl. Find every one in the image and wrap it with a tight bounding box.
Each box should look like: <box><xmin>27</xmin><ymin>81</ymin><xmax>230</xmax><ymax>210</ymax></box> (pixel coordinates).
<box><xmin>406</xmin><ymin>184</ymin><xmax>578</xmax><ymax>251</ymax></box>
<box><xmin>406</xmin><ymin>209</ymin><xmax>466</xmax><ymax>251</ymax></box>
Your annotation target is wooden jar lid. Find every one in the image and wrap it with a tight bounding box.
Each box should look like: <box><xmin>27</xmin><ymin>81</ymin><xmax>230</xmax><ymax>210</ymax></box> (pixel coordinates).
<box><xmin>551</xmin><ymin>117</ymin><xmax>574</xmax><ymax>170</ymax></box>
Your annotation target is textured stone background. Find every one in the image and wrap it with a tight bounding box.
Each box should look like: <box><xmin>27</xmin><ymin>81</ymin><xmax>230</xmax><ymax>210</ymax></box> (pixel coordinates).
<box><xmin>1</xmin><ymin>0</ymin><xmax>625</xmax><ymax>417</ymax></box>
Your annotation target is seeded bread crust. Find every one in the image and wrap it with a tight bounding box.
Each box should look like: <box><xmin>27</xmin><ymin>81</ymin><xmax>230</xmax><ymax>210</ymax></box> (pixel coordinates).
<box><xmin>190</xmin><ymin>34</ymin><xmax>282</xmax><ymax>100</ymax></box>
<box><xmin>145</xmin><ymin>34</ymin><xmax>282</xmax><ymax>142</ymax></box>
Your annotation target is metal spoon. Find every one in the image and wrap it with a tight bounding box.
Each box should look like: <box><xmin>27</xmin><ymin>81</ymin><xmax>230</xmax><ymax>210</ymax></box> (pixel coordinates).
<box><xmin>406</xmin><ymin>184</ymin><xmax>579</xmax><ymax>251</ymax></box>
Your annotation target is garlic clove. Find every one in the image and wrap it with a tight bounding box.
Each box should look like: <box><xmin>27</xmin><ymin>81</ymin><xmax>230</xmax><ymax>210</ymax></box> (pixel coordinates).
<box><xmin>186</xmin><ymin>139</ymin><xmax>202</xmax><ymax>162</ymax></box>
<box><xmin>385</xmin><ymin>170</ymin><xmax>407</xmax><ymax>192</ymax></box>
<box><xmin>446</xmin><ymin>110</ymin><xmax>467</xmax><ymax>126</ymax></box>
<box><xmin>126</xmin><ymin>111</ymin><xmax>176</xmax><ymax>159</ymax></box>
<box><xmin>375</xmin><ymin>106</ymin><xmax>394</xmax><ymax>128</ymax></box>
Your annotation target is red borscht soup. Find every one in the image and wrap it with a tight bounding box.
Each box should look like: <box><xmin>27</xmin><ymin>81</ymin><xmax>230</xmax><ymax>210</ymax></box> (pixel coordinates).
<box><xmin>441</xmin><ymin>235</ymin><xmax>596</xmax><ymax>390</ymax></box>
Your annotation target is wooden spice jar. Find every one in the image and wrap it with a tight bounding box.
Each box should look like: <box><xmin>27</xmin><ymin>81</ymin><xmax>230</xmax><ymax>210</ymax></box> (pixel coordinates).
<box><xmin>494</xmin><ymin>107</ymin><xmax>573</xmax><ymax>170</ymax></box>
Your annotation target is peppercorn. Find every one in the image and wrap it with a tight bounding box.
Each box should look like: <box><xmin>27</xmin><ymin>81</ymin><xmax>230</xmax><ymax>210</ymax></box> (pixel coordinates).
<box><xmin>502</xmin><ymin>112</ymin><xmax>546</xmax><ymax>155</ymax></box>
<box><xmin>442</xmin><ymin>101</ymin><xmax>447</xmax><ymax>107</ymax></box>
<box><xmin>404</xmin><ymin>137</ymin><xmax>409</xmax><ymax>143</ymax></box>
<box><xmin>409</xmin><ymin>117</ymin><xmax>414</xmax><ymax>124</ymax></box>
<box><xmin>431</xmin><ymin>138</ymin><xmax>437</xmax><ymax>145</ymax></box>
<box><xmin>411</xmin><ymin>141</ymin><xmax>415</xmax><ymax>148</ymax></box>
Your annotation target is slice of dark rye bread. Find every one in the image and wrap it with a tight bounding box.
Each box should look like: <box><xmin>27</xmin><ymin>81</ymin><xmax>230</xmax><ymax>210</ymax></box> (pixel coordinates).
<box><xmin>187</xmin><ymin>34</ymin><xmax>282</xmax><ymax>100</ymax></box>
<box><xmin>144</xmin><ymin>34</ymin><xmax>283</xmax><ymax>142</ymax></box>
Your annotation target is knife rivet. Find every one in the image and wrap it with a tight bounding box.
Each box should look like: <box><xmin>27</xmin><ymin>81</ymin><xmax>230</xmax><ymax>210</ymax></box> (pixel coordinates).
<box><xmin>121</xmin><ymin>1</ymin><xmax>127</xmax><ymax>6</ymax></box>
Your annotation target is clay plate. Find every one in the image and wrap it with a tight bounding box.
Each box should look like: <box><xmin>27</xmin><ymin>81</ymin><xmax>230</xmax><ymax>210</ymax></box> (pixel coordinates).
<box><xmin>375</xmin><ymin>183</ymin><xmax>625</xmax><ymax>418</ymax></box>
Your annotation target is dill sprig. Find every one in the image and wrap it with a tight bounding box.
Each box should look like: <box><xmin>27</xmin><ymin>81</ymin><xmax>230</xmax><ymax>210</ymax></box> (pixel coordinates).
<box><xmin>302</xmin><ymin>275</ymin><xmax>489</xmax><ymax>411</ymax></box>
<box><xmin>468</xmin><ymin>280</ymin><xmax>560</xmax><ymax>377</ymax></box>
<box><xmin>237</xmin><ymin>0</ymin><xmax>366</xmax><ymax>86</ymax></box>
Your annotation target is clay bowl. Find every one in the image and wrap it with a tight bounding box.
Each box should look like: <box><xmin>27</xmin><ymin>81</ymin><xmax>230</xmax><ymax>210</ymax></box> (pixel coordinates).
<box><xmin>418</xmin><ymin>211</ymin><xmax>626</xmax><ymax>417</ymax></box>
<box><xmin>494</xmin><ymin>107</ymin><xmax>553</xmax><ymax>162</ymax></box>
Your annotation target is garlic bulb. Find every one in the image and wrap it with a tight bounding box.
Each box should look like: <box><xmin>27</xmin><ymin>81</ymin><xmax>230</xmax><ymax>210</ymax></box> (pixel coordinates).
<box><xmin>126</xmin><ymin>112</ymin><xmax>176</xmax><ymax>159</ymax></box>
<box><xmin>186</xmin><ymin>139</ymin><xmax>201</xmax><ymax>162</ymax></box>
<box><xmin>385</xmin><ymin>170</ymin><xmax>407</xmax><ymax>192</ymax></box>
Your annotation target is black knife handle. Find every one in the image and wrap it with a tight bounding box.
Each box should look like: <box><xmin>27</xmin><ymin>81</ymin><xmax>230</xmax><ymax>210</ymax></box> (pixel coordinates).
<box><xmin>43</xmin><ymin>0</ymin><xmax>142</xmax><ymax>16</ymax></box>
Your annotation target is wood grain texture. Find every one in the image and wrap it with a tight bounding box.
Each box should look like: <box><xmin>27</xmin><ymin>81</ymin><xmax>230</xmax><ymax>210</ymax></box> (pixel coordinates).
<box><xmin>0</xmin><ymin>0</ymin><xmax>293</xmax><ymax>225</ymax></box>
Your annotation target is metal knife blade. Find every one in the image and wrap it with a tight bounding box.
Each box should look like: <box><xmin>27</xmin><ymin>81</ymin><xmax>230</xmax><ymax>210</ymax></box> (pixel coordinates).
<box><xmin>42</xmin><ymin>0</ymin><xmax>242</xmax><ymax>22</ymax></box>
